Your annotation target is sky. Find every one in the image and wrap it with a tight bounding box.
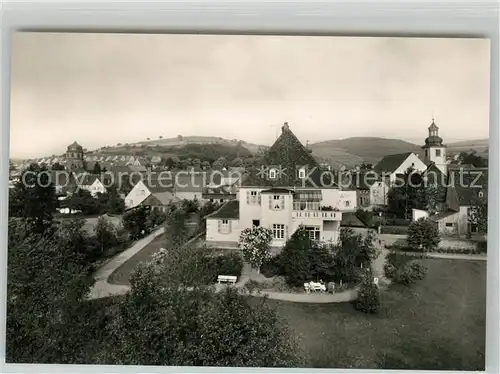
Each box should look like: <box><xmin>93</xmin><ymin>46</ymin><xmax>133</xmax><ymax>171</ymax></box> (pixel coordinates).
<box><xmin>10</xmin><ymin>33</ymin><xmax>491</xmax><ymax>159</ymax></box>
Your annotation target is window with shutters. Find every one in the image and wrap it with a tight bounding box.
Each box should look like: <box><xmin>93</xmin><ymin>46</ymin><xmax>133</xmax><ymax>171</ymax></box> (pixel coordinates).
<box><xmin>247</xmin><ymin>190</ymin><xmax>260</xmax><ymax>205</ymax></box>
<box><xmin>218</xmin><ymin>219</ymin><xmax>231</xmax><ymax>234</ymax></box>
<box><xmin>269</xmin><ymin>168</ymin><xmax>277</xmax><ymax>179</ymax></box>
<box><xmin>271</xmin><ymin>195</ymin><xmax>285</xmax><ymax>210</ymax></box>
<box><xmin>272</xmin><ymin>224</ymin><xmax>285</xmax><ymax>239</ymax></box>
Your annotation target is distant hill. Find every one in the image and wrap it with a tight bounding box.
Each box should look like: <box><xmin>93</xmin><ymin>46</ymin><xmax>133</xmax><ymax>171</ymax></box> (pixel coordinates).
<box><xmin>309</xmin><ymin>137</ymin><xmax>423</xmax><ymax>167</ymax></box>
<box><xmin>129</xmin><ymin>136</ymin><xmax>267</xmax><ymax>154</ymax></box>
<box><xmin>446</xmin><ymin>139</ymin><xmax>489</xmax><ymax>158</ymax></box>
<box><xmin>21</xmin><ymin>134</ymin><xmax>489</xmax><ymax>169</ymax></box>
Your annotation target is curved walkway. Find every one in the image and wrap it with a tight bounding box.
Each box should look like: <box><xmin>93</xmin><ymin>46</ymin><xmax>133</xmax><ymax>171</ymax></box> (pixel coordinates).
<box><xmin>88</xmin><ymin>227</ymin><xmax>165</xmax><ymax>299</ymax></box>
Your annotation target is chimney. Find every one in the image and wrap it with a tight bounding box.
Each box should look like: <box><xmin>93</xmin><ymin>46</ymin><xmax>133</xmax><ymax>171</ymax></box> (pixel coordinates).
<box><xmin>282</xmin><ymin>122</ymin><xmax>289</xmax><ymax>133</ymax></box>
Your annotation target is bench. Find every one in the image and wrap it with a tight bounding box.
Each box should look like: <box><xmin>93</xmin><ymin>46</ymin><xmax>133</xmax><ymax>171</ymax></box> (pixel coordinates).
<box><xmin>217</xmin><ymin>275</ymin><xmax>237</xmax><ymax>285</ymax></box>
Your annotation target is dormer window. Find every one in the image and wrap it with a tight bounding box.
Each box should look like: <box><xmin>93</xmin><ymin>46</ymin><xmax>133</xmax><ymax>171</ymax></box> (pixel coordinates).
<box><xmin>269</xmin><ymin>168</ymin><xmax>277</xmax><ymax>179</ymax></box>
<box><xmin>298</xmin><ymin>167</ymin><xmax>306</xmax><ymax>179</ymax></box>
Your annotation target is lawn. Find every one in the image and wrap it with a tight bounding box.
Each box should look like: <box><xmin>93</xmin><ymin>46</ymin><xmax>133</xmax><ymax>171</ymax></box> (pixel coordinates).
<box><xmin>254</xmin><ymin>257</ymin><xmax>486</xmax><ymax>370</ymax></box>
<box><xmin>107</xmin><ymin>223</ymin><xmax>202</xmax><ymax>286</ymax></box>
<box><xmin>107</xmin><ymin>233</ymin><xmax>167</xmax><ymax>285</ymax></box>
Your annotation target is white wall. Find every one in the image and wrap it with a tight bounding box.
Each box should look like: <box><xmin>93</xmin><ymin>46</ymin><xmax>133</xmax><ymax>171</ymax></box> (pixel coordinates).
<box><xmin>239</xmin><ymin>187</ymin><xmax>264</xmax><ymax>229</ymax></box>
<box><xmin>260</xmin><ymin>193</ymin><xmax>293</xmax><ymax>247</ymax></box>
<box><xmin>124</xmin><ymin>180</ymin><xmax>150</xmax><ymax>208</ymax></box>
<box><xmin>412</xmin><ymin>209</ymin><xmax>429</xmax><ymax>221</ymax></box>
<box><xmin>390</xmin><ymin>153</ymin><xmax>428</xmax><ymax>183</ymax></box>
<box><xmin>321</xmin><ymin>189</ymin><xmax>357</xmax><ymax>211</ymax></box>
<box><xmin>205</xmin><ymin>218</ymin><xmax>241</xmax><ymax>243</ymax></box>
<box><xmin>425</xmin><ymin>146</ymin><xmax>447</xmax><ymax>167</ymax></box>
<box><xmin>83</xmin><ymin>180</ymin><xmax>106</xmax><ymax>197</ymax></box>
<box><xmin>370</xmin><ymin>182</ymin><xmax>388</xmax><ymax>206</ymax></box>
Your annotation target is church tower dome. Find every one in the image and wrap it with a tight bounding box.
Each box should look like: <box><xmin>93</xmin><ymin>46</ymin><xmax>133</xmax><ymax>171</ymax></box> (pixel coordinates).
<box><xmin>422</xmin><ymin>118</ymin><xmax>447</xmax><ymax>174</ymax></box>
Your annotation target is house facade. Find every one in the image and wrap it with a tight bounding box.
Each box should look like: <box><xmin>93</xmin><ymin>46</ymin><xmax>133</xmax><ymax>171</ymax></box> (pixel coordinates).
<box><xmin>205</xmin><ymin>122</ymin><xmax>348</xmax><ymax>249</ymax></box>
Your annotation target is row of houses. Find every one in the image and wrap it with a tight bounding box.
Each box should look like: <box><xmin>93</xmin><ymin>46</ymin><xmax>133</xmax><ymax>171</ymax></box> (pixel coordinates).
<box><xmin>203</xmin><ymin>121</ymin><xmax>487</xmax><ymax>248</ymax></box>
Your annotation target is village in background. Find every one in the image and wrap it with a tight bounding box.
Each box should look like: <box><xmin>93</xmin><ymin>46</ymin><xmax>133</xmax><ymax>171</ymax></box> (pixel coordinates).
<box><xmin>7</xmin><ymin>117</ymin><xmax>489</xmax><ymax>369</ymax></box>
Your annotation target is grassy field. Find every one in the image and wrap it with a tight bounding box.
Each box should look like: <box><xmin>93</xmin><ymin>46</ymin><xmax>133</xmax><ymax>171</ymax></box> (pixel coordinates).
<box><xmin>256</xmin><ymin>257</ymin><xmax>486</xmax><ymax>370</ymax></box>
<box><xmin>107</xmin><ymin>233</ymin><xmax>167</xmax><ymax>285</ymax></box>
<box><xmin>85</xmin><ymin>257</ymin><xmax>485</xmax><ymax>369</ymax></box>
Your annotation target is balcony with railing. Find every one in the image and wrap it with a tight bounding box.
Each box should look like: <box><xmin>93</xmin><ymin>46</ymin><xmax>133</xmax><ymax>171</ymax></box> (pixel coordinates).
<box><xmin>292</xmin><ymin>202</ymin><xmax>341</xmax><ymax>221</ymax></box>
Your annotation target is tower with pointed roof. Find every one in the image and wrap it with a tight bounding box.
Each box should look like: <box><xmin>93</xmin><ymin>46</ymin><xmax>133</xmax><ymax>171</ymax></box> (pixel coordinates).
<box><xmin>65</xmin><ymin>141</ymin><xmax>84</xmax><ymax>170</ymax></box>
<box><xmin>422</xmin><ymin>119</ymin><xmax>447</xmax><ymax>174</ymax></box>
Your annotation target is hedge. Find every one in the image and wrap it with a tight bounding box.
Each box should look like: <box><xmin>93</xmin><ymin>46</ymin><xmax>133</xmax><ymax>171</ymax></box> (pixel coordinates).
<box><xmin>206</xmin><ymin>253</ymin><xmax>244</xmax><ymax>282</ymax></box>
<box><xmin>385</xmin><ymin>244</ymin><xmax>485</xmax><ymax>255</ymax></box>
<box><xmin>380</xmin><ymin>225</ymin><xmax>409</xmax><ymax>235</ymax></box>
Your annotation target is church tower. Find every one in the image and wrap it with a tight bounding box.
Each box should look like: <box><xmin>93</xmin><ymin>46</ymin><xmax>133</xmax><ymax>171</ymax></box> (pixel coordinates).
<box><xmin>422</xmin><ymin>118</ymin><xmax>447</xmax><ymax>173</ymax></box>
<box><xmin>65</xmin><ymin>141</ymin><xmax>85</xmax><ymax>170</ymax></box>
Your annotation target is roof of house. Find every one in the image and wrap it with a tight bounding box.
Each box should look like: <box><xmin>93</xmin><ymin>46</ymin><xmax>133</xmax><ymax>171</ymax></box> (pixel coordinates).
<box><xmin>447</xmin><ymin>168</ymin><xmax>488</xmax><ymax>207</ymax></box>
<box><xmin>241</xmin><ymin>123</ymin><xmax>335</xmax><ymax>188</ymax></box>
<box><xmin>347</xmin><ymin>171</ymin><xmax>382</xmax><ymax>190</ymax></box>
<box><xmin>429</xmin><ymin>210</ymin><xmax>457</xmax><ymax>222</ymax></box>
<box><xmin>202</xmin><ymin>185</ymin><xmax>237</xmax><ymax>197</ymax></box>
<box><xmin>341</xmin><ymin>212</ymin><xmax>367</xmax><ymax>228</ymax></box>
<box><xmin>140</xmin><ymin>190</ymin><xmax>179</xmax><ymax>206</ymax></box>
<box><xmin>373</xmin><ymin>152</ymin><xmax>413</xmax><ymax>174</ymax></box>
<box><xmin>261</xmin><ymin>188</ymin><xmax>293</xmax><ymax>194</ymax></box>
<box><xmin>206</xmin><ymin>200</ymin><xmax>240</xmax><ymax>219</ymax></box>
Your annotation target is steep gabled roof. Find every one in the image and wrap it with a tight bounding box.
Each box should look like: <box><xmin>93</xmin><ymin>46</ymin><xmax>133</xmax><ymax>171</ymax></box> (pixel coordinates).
<box><xmin>241</xmin><ymin>123</ymin><xmax>335</xmax><ymax>188</ymax></box>
<box><xmin>373</xmin><ymin>152</ymin><xmax>413</xmax><ymax>174</ymax></box>
<box><xmin>448</xmin><ymin>168</ymin><xmax>488</xmax><ymax>206</ymax></box>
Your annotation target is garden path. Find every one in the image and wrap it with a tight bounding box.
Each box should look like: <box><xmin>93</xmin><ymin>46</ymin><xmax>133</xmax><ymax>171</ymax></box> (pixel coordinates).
<box><xmin>88</xmin><ymin>227</ymin><xmax>165</xmax><ymax>299</ymax></box>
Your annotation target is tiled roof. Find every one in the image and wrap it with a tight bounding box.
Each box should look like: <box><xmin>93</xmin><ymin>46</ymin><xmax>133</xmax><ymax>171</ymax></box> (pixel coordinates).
<box><xmin>347</xmin><ymin>172</ymin><xmax>381</xmax><ymax>190</ymax></box>
<box><xmin>202</xmin><ymin>185</ymin><xmax>237</xmax><ymax>198</ymax></box>
<box><xmin>429</xmin><ymin>210</ymin><xmax>457</xmax><ymax>222</ymax></box>
<box><xmin>241</xmin><ymin>123</ymin><xmax>335</xmax><ymax>188</ymax></box>
<box><xmin>206</xmin><ymin>200</ymin><xmax>240</xmax><ymax>219</ymax></box>
<box><xmin>141</xmin><ymin>191</ymin><xmax>179</xmax><ymax>206</ymax></box>
<box><xmin>446</xmin><ymin>168</ymin><xmax>488</xmax><ymax>207</ymax></box>
<box><xmin>373</xmin><ymin>152</ymin><xmax>413</xmax><ymax>174</ymax></box>
<box><xmin>341</xmin><ymin>212</ymin><xmax>367</xmax><ymax>228</ymax></box>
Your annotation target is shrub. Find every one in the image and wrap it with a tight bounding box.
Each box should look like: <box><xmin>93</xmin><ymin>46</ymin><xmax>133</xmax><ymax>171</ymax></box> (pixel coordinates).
<box><xmin>394</xmin><ymin>260</ymin><xmax>427</xmax><ymax>285</ymax></box>
<box><xmin>260</xmin><ymin>255</ymin><xmax>282</xmax><ymax>278</ymax></box>
<box><xmin>383</xmin><ymin>262</ymin><xmax>397</xmax><ymax>280</ymax></box>
<box><xmin>407</xmin><ymin>218</ymin><xmax>440</xmax><ymax>252</ymax></box>
<box><xmin>245</xmin><ymin>279</ymin><xmax>261</xmax><ymax>294</ymax></box>
<box><xmin>207</xmin><ymin>253</ymin><xmax>244</xmax><ymax>282</ymax></box>
<box><xmin>354</xmin><ymin>279</ymin><xmax>380</xmax><ymax>314</ymax></box>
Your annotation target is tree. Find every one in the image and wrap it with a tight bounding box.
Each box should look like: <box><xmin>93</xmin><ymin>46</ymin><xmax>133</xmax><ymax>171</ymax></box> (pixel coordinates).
<box><xmin>231</xmin><ymin>157</ymin><xmax>243</xmax><ymax>167</ymax></box>
<box><xmin>467</xmin><ymin>189</ymin><xmax>488</xmax><ymax>235</ymax></box>
<box><xmin>123</xmin><ymin>206</ymin><xmax>149</xmax><ymax>240</ymax></box>
<box><xmin>407</xmin><ymin>218</ymin><xmax>440</xmax><ymax>252</ymax></box>
<box><xmin>105</xmin><ymin>186</ymin><xmax>125</xmax><ymax>214</ymax></box>
<box><xmin>51</xmin><ymin>162</ymin><xmax>65</xmax><ymax>171</ymax></box>
<box><xmin>55</xmin><ymin>217</ymin><xmax>93</xmax><ymax>264</ymax></box>
<box><xmin>166</xmin><ymin>208</ymin><xmax>189</xmax><ymax>249</ymax></box>
<box><xmin>238</xmin><ymin>226</ymin><xmax>273</xmax><ymax>274</ymax></box>
<box><xmin>7</xmin><ymin>223</ymin><xmax>94</xmax><ymax>363</ymax></box>
<box><xmin>171</xmin><ymin>156</ymin><xmax>181</xmax><ymax>169</ymax></box>
<box><xmin>192</xmin><ymin>158</ymin><xmax>201</xmax><ymax>170</ymax></box>
<box><xmin>102</xmin><ymin>249</ymin><xmax>301</xmax><ymax>367</ymax></box>
<box><xmin>8</xmin><ymin>164</ymin><xmax>59</xmax><ymax>235</ymax></box>
<box><xmin>388</xmin><ymin>167</ymin><xmax>424</xmax><ymax>219</ymax></box>
<box><xmin>159</xmin><ymin>135</ymin><xmax>163</xmax><ymax>139</ymax></box>
<box><xmin>177</xmin><ymin>134</ymin><xmax>183</xmax><ymax>141</ymax></box>
<box><xmin>67</xmin><ymin>189</ymin><xmax>99</xmax><ymax>215</ymax></box>
<box><xmin>94</xmin><ymin>216</ymin><xmax>118</xmax><ymax>255</ymax></box>
<box><xmin>201</xmin><ymin>160</ymin><xmax>211</xmax><ymax>170</ymax></box>
<box><xmin>92</xmin><ymin>162</ymin><xmax>102</xmax><ymax>175</ymax></box>
<box><xmin>212</xmin><ymin>160</ymin><xmax>223</xmax><ymax>170</ymax></box>
<box><xmin>354</xmin><ymin>277</ymin><xmax>380</xmax><ymax>314</ymax></box>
